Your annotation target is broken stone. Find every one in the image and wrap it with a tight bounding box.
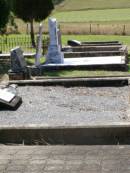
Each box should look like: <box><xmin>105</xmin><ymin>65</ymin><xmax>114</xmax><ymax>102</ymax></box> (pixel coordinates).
<box><xmin>0</xmin><ymin>85</ymin><xmax>22</xmax><ymax>110</ymax></box>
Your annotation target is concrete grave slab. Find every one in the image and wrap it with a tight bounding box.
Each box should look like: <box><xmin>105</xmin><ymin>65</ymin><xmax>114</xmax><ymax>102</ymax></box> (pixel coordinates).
<box><xmin>46</xmin><ymin>56</ymin><xmax>125</xmax><ymax>66</ymax></box>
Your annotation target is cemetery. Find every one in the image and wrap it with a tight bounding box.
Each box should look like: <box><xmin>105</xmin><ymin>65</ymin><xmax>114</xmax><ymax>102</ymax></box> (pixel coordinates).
<box><xmin>1</xmin><ymin>1</ymin><xmax>130</xmax><ymax>172</ymax></box>
<box><xmin>5</xmin><ymin>18</ymin><xmax>129</xmax><ymax>81</ymax></box>
<box><xmin>0</xmin><ymin>17</ymin><xmax>130</xmax><ymax>145</ymax></box>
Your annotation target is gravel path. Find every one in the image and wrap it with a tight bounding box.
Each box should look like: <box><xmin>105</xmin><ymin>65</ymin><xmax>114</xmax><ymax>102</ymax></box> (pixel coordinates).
<box><xmin>0</xmin><ymin>86</ymin><xmax>130</xmax><ymax>127</ymax></box>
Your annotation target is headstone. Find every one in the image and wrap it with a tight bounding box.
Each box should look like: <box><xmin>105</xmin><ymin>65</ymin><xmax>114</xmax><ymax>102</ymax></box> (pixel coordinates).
<box><xmin>46</xmin><ymin>18</ymin><xmax>64</xmax><ymax>64</ymax></box>
<box><xmin>0</xmin><ymin>85</ymin><xmax>22</xmax><ymax>110</ymax></box>
<box><xmin>35</xmin><ymin>23</ymin><xmax>43</xmax><ymax>66</ymax></box>
<box><xmin>57</xmin><ymin>26</ymin><xmax>62</xmax><ymax>50</ymax></box>
<box><xmin>68</xmin><ymin>40</ymin><xmax>81</xmax><ymax>46</ymax></box>
<box><xmin>10</xmin><ymin>47</ymin><xmax>27</xmax><ymax>72</ymax></box>
<box><xmin>0</xmin><ymin>88</ymin><xmax>15</xmax><ymax>102</ymax></box>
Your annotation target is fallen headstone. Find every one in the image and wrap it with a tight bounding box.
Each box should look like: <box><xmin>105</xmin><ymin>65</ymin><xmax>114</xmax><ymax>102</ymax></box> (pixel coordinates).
<box><xmin>68</xmin><ymin>40</ymin><xmax>81</xmax><ymax>46</ymax></box>
<box><xmin>0</xmin><ymin>85</ymin><xmax>22</xmax><ymax>110</ymax></box>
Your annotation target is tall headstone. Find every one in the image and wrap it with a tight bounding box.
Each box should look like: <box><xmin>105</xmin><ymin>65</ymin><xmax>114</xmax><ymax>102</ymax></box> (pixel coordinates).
<box><xmin>46</xmin><ymin>18</ymin><xmax>64</xmax><ymax>64</ymax></box>
<box><xmin>35</xmin><ymin>23</ymin><xmax>43</xmax><ymax>66</ymax></box>
<box><xmin>57</xmin><ymin>25</ymin><xmax>62</xmax><ymax>50</ymax></box>
<box><xmin>10</xmin><ymin>47</ymin><xmax>27</xmax><ymax>72</ymax></box>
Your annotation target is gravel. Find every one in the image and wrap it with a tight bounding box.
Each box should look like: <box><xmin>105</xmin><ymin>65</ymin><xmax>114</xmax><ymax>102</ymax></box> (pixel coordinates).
<box><xmin>0</xmin><ymin>86</ymin><xmax>130</xmax><ymax>127</ymax></box>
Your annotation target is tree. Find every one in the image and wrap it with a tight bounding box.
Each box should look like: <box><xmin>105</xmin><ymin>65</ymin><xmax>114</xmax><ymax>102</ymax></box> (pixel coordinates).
<box><xmin>0</xmin><ymin>0</ymin><xmax>10</xmax><ymax>32</ymax></box>
<box><xmin>13</xmin><ymin>0</ymin><xmax>54</xmax><ymax>47</ymax></box>
<box><xmin>52</xmin><ymin>0</ymin><xmax>64</xmax><ymax>5</ymax></box>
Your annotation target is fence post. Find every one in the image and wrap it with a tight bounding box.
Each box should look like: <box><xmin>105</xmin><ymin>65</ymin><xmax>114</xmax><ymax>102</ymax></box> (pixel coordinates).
<box><xmin>90</xmin><ymin>23</ymin><xmax>92</xmax><ymax>34</ymax></box>
<box><xmin>122</xmin><ymin>25</ymin><xmax>126</xmax><ymax>35</ymax></box>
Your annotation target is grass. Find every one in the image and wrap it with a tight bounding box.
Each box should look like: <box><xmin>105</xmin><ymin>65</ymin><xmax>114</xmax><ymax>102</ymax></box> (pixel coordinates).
<box><xmin>52</xmin><ymin>8</ymin><xmax>130</xmax><ymax>23</ymax></box>
<box><xmin>42</xmin><ymin>70</ymin><xmax>130</xmax><ymax>77</ymax></box>
<box><xmin>56</xmin><ymin>0</ymin><xmax>130</xmax><ymax>11</ymax></box>
<box><xmin>50</xmin><ymin>8</ymin><xmax>130</xmax><ymax>35</ymax></box>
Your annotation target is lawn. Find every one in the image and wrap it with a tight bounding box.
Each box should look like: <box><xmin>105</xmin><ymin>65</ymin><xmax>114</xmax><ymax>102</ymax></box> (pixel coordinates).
<box><xmin>42</xmin><ymin>70</ymin><xmax>130</xmax><ymax>77</ymax></box>
<box><xmin>56</xmin><ymin>0</ymin><xmax>130</xmax><ymax>11</ymax></box>
<box><xmin>52</xmin><ymin>8</ymin><xmax>130</xmax><ymax>23</ymax></box>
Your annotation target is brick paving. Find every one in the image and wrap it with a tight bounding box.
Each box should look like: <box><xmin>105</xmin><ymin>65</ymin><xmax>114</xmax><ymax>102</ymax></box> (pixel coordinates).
<box><xmin>0</xmin><ymin>145</ymin><xmax>130</xmax><ymax>173</ymax></box>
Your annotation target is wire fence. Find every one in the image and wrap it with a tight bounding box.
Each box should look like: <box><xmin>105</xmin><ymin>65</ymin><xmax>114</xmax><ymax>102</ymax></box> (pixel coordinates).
<box><xmin>0</xmin><ymin>35</ymin><xmax>49</xmax><ymax>55</ymax></box>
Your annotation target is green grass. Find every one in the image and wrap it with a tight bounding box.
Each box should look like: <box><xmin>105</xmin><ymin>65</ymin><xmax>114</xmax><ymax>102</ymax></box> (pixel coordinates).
<box><xmin>52</xmin><ymin>8</ymin><xmax>130</xmax><ymax>23</ymax></box>
<box><xmin>57</xmin><ymin>0</ymin><xmax>130</xmax><ymax>11</ymax></box>
<box><xmin>42</xmin><ymin>70</ymin><xmax>130</xmax><ymax>77</ymax></box>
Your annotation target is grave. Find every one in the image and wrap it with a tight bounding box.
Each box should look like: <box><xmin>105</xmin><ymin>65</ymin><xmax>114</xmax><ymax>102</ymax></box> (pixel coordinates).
<box><xmin>64</xmin><ymin>40</ymin><xmax>128</xmax><ymax>63</ymax></box>
<box><xmin>8</xmin><ymin>47</ymin><xmax>30</xmax><ymax>80</ymax></box>
<box><xmin>67</xmin><ymin>40</ymin><xmax>122</xmax><ymax>46</ymax></box>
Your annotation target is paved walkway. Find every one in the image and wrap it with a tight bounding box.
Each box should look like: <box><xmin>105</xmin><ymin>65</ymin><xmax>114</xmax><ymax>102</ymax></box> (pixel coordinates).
<box><xmin>0</xmin><ymin>145</ymin><xmax>130</xmax><ymax>173</ymax></box>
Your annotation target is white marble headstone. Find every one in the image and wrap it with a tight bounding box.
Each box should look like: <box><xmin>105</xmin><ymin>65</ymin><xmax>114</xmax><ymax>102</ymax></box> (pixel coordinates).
<box><xmin>46</xmin><ymin>18</ymin><xmax>64</xmax><ymax>64</ymax></box>
<box><xmin>35</xmin><ymin>23</ymin><xmax>43</xmax><ymax>66</ymax></box>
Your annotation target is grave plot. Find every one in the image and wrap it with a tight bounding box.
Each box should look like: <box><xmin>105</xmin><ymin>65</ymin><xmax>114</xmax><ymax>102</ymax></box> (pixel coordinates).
<box><xmin>63</xmin><ymin>40</ymin><xmax>128</xmax><ymax>70</ymax></box>
<box><xmin>67</xmin><ymin>40</ymin><xmax>122</xmax><ymax>46</ymax></box>
<box><xmin>0</xmin><ymin>85</ymin><xmax>130</xmax><ymax>144</ymax></box>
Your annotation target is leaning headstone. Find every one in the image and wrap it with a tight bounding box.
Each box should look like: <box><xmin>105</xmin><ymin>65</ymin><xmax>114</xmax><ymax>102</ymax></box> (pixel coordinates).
<box><xmin>9</xmin><ymin>47</ymin><xmax>30</xmax><ymax>80</ymax></box>
<box><xmin>10</xmin><ymin>47</ymin><xmax>27</xmax><ymax>72</ymax></box>
<box><xmin>46</xmin><ymin>18</ymin><xmax>64</xmax><ymax>64</ymax></box>
<box><xmin>35</xmin><ymin>23</ymin><xmax>43</xmax><ymax>66</ymax></box>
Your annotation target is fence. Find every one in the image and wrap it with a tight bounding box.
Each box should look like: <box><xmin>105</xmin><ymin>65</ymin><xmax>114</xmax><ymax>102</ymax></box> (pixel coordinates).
<box><xmin>0</xmin><ymin>35</ymin><xmax>49</xmax><ymax>54</ymax></box>
<box><xmin>60</xmin><ymin>23</ymin><xmax>130</xmax><ymax>35</ymax></box>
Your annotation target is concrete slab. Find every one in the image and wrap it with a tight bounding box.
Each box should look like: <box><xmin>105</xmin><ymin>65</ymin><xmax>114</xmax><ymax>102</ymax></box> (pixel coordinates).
<box><xmin>63</xmin><ymin>56</ymin><xmax>125</xmax><ymax>65</ymax></box>
<box><xmin>0</xmin><ymin>145</ymin><xmax>130</xmax><ymax>173</ymax></box>
<box><xmin>41</xmin><ymin>56</ymin><xmax>126</xmax><ymax>69</ymax></box>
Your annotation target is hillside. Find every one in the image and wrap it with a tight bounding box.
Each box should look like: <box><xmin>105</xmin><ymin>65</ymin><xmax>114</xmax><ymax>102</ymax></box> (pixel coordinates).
<box><xmin>57</xmin><ymin>0</ymin><xmax>130</xmax><ymax>11</ymax></box>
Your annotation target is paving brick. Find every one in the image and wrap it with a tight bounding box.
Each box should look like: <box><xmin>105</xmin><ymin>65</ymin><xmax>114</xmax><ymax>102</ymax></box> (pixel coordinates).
<box><xmin>0</xmin><ymin>146</ymin><xmax>130</xmax><ymax>173</ymax></box>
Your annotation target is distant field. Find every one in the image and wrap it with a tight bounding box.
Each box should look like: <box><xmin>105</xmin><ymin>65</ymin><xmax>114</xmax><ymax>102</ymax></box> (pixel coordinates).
<box><xmin>52</xmin><ymin>8</ymin><xmax>130</xmax><ymax>23</ymax></box>
<box><xmin>12</xmin><ymin>8</ymin><xmax>130</xmax><ymax>35</ymax></box>
<box><xmin>57</xmin><ymin>0</ymin><xmax>130</xmax><ymax>11</ymax></box>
